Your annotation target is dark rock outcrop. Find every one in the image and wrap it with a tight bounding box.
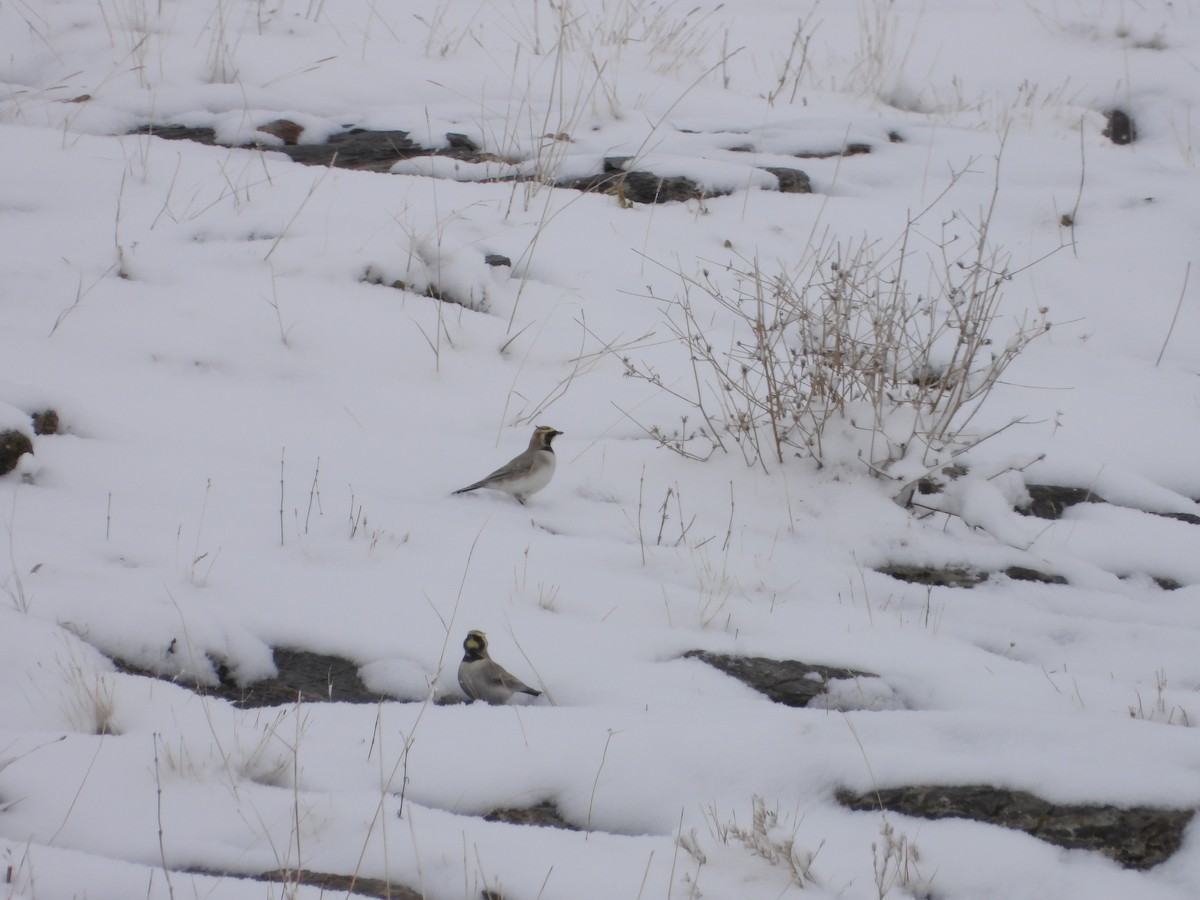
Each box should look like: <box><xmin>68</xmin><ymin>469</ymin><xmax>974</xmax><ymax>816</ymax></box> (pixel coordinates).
<box><xmin>684</xmin><ymin>650</ymin><xmax>876</xmax><ymax>708</ymax></box>
<box><xmin>1018</xmin><ymin>484</ymin><xmax>1102</xmax><ymax>519</ymax></box>
<box><xmin>761</xmin><ymin>166</ymin><xmax>812</xmax><ymax>193</ymax></box>
<box><xmin>837</xmin><ymin>785</ymin><xmax>1193</xmax><ymax>870</ymax></box>
<box><xmin>485</xmin><ymin>801</ymin><xmax>578</xmax><ymax>831</ymax></box>
<box><xmin>877</xmin><ymin>564</ymin><xmax>1067</xmax><ymax>588</ymax></box>
<box><xmin>190</xmin><ymin>868</ymin><xmax>422</xmax><ymax>900</ymax></box>
<box><xmin>876</xmin><ymin>565</ymin><xmax>986</xmax><ymax>588</ymax></box>
<box><xmin>135</xmin><ymin>123</ymin><xmax>823</xmax><ymax>201</ymax></box>
<box><xmin>0</xmin><ymin>430</ymin><xmax>33</xmax><ymax>476</ymax></box>
<box><xmin>1000</xmin><ymin>566</ymin><xmax>1068</xmax><ymax>585</ymax></box>
<box><xmin>116</xmin><ymin>647</ymin><xmax>392</xmax><ymax>708</ymax></box>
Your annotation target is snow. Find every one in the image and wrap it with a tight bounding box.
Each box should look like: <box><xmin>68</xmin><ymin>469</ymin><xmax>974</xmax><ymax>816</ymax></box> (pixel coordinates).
<box><xmin>1</xmin><ymin>0</ymin><xmax>1199</xmax><ymax>898</ymax></box>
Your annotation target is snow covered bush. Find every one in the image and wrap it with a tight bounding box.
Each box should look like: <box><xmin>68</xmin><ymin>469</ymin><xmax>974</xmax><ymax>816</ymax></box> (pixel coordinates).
<box><xmin>625</xmin><ymin>177</ymin><xmax>1052</xmax><ymax>486</ymax></box>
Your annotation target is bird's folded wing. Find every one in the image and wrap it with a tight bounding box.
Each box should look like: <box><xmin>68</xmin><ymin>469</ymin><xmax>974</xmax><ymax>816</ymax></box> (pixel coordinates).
<box><xmin>482</xmin><ymin>456</ymin><xmax>536</xmax><ymax>481</ymax></box>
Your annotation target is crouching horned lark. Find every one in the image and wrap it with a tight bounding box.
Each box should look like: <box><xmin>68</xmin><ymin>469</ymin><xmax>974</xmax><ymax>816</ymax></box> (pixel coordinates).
<box><xmin>458</xmin><ymin>630</ymin><xmax>542</xmax><ymax>705</ymax></box>
<box><xmin>453</xmin><ymin>425</ymin><xmax>562</xmax><ymax>504</ymax></box>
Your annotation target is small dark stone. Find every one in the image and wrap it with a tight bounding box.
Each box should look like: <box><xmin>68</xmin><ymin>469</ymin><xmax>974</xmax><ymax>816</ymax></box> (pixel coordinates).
<box><xmin>684</xmin><ymin>650</ymin><xmax>876</xmax><ymax>708</ymax></box>
<box><xmin>844</xmin><ymin>142</ymin><xmax>872</xmax><ymax>155</ymax></box>
<box><xmin>1153</xmin><ymin>576</ymin><xmax>1183</xmax><ymax>591</ymax></box>
<box><xmin>1103</xmin><ymin>109</ymin><xmax>1137</xmax><ymax>145</ymax></box>
<box><xmin>877</xmin><ymin>564</ymin><xmax>986</xmax><ymax>588</ymax></box>
<box><xmin>1001</xmin><ymin>566</ymin><xmax>1068</xmax><ymax>585</ymax></box>
<box><xmin>0</xmin><ymin>430</ymin><xmax>33</xmax><ymax>476</ymax></box>
<box><xmin>917</xmin><ymin>464</ymin><xmax>969</xmax><ymax>495</ymax></box>
<box><xmin>761</xmin><ymin>166</ymin><xmax>812</xmax><ymax>194</ymax></box>
<box><xmin>836</xmin><ymin>785</ymin><xmax>1194</xmax><ymax>870</ymax></box>
<box><xmin>446</xmin><ymin>132</ymin><xmax>479</xmax><ymax>151</ymax></box>
<box><xmin>31</xmin><ymin>409</ymin><xmax>59</xmax><ymax>435</ymax></box>
<box><xmin>916</xmin><ymin>477</ymin><xmax>943</xmax><ymax>495</ymax></box>
<box><xmin>484</xmin><ymin>254</ymin><xmax>512</xmax><ymax>268</ymax></box>
<box><xmin>1019</xmin><ymin>485</ymin><xmax>1102</xmax><ymax>520</ymax></box>
<box><xmin>887</xmin><ymin>130</ymin><xmax>903</xmax><ymax>143</ymax></box>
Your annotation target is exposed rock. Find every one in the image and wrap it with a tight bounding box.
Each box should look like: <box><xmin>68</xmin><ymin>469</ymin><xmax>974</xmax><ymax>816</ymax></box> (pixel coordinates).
<box><xmin>257</xmin><ymin>647</ymin><xmax>378</xmax><ymax>704</ymax></box>
<box><xmin>194</xmin><ymin>868</ymin><xmax>422</xmax><ymax>900</ymax></box>
<box><xmin>138</xmin><ymin>123</ymin><xmax>420</xmax><ymax>170</ymax></box>
<box><xmin>1103</xmin><ymin>109</ymin><xmax>1137</xmax><ymax>145</ymax></box>
<box><xmin>877</xmin><ymin>564</ymin><xmax>986</xmax><ymax>588</ymax></box>
<box><xmin>140</xmin><ymin>124</ymin><xmax>218</xmax><ymax>144</ymax></box>
<box><xmin>1155</xmin><ymin>510</ymin><xmax>1200</xmax><ymax>526</ymax></box>
<box><xmin>1019</xmin><ymin>485</ymin><xmax>1198</xmax><ymax>531</ymax></box>
<box><xmin>446</xmin><ymin>132</ymin><xmax>479</xmax><ymax>151</ymax></box>
<box><xmin>277</xmin><ymin>129</ymin><xmax>420</xmax><ymax>171</ymax></box>
<box><xmin>136</xmin><ymin>124</ymin><xmax>822</xmax><ymax>200</ymax></box>
<box><xmin>836</xmin><ymin>785</ymin><xmax>1194</xmax><ymax>870</ymax></box>
<box><xmin>115</xmin><ymin>647</ymin><xmax>396</xmax><ymax>708</ymax></box>
<box><xmin>619</xmin><ymin>170</ymin><xmax>704</xmax><ymax>204</ymax></box>
<box><xmin>916</xmin><ymin>463</ymin><xmax>969</xmax><ymax>495</ymax></box>
<box><xmin>1153</xmin><ymin>576</ymin><xmax>1183</xmax><ymax>591</ymax></box>
<box><xmin>878</xmin><ymin>564</ymin><xmax>1066</xmax><ymax>588</ymax></box>
<box><xmin>484</xmin><ymin>254</ymin><xmax>513</xmax><ymax>268</ymax></box>
<box><xmin>258</xmin><ymin>118</ymin><xmax>304</xmax><ymax>145</ymax></box>
<box><xmin>31</xmin><ymin>409</ymin><xmax>60</xmax><ymax>435</ymax></box>
<box><xmin>761</xmin><ymin>166</ymin><xmax>812</xmax><ymax>193</ymax></box>
<box><xmin>588</xmin><ymin>157</ymin><xmax>704</xmax><ymax>203</ymax></box>
<box><xmin>793</xmin><ymin>142</ymin><xmax>872</xmax><ymax>159</ymax></box>
<box><xmin>362</xmin><ymin>269</ymin><xmax>483</xmax><ymax>310</ymax></box>
<box><xmin>684</xmin><ymin>650</ymin><xmax>876</xmax><ymax>708</ymax></box>
<box><xmin>0</xmin><ymin>430</ymin><xmax>33</xmax><ymax>476</ymax></box>
<box><xmin>556</xmin><ymin>168</ymin><xmax>705</xmax><ymax>202</ymax></box>
<box><xmin>485</xmin><ymin>801</ymin><xmax>579</xmax><ymax>831</ymax></box>
<box><xmin>1001</xmin><ymin>566</ymin><xmax>1068</xmax><ymax>586</ymax></box>
<box><xmin>1019</xmin><ymin>484</ymin><xmax>1102</xmax><ymax>519</ymax></box>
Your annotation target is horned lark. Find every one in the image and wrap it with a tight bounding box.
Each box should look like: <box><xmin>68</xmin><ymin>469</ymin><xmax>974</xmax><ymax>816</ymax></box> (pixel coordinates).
<box><xmin>458</xmin><ymin>630</ymin><xmax>542</xmax><ymax>705</ymax></box>
<box><xmin>453</xmin><ymin>425</ymin><xmax>562</xmax><ymax>504</ymax></box>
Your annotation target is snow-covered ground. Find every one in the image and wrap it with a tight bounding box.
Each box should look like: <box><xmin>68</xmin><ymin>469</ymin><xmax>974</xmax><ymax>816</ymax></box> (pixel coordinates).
<box><xmin>1</xmin><ymin>1</ymin><xmax>1199</xmax><ymax>897</ymax></box>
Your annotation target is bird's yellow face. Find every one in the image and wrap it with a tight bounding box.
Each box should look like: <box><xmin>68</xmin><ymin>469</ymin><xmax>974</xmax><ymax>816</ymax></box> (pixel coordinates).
<box><xmin>464</xmin><ymin>630</ymin><xmax>487</xmax><ymax>653</ymax></box>
<box><xmin>535</xmin><ymin>426</ymin><xmax>562</xmax><ymax>449</ymax></box>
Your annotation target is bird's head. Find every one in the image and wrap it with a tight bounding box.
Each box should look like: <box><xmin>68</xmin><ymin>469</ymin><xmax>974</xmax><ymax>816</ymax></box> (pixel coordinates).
<box><xmin>534</xmin><ymin>425</ymin><xmax>563</xmax><ymax>449</ymax></box>
<box><xmin>463</xmin><ymin>630</ymin><xmax>488</xmax><ymax>655</ymax></box>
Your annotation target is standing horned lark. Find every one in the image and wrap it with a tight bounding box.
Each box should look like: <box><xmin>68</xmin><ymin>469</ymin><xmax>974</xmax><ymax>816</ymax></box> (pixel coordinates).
<box><xmin>458</xmin><ymin>630</ymin><xmax>541</xmax><ymax>705</ymax></box>
<box><xmin>453</xmin><ymin>426</ymin><xmax>562</xmax><ymax>504</ymax></box>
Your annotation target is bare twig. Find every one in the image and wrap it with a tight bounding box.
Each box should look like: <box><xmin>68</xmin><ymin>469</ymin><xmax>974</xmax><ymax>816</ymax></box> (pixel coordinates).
<box><xmin>1156</xmin><ymin>261</ymin><xmax>1191</xmax><ymax>367</ymax></box>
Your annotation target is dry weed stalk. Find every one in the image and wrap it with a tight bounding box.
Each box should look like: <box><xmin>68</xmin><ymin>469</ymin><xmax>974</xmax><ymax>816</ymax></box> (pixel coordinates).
<box><xmin>699</xmin><ymin>795</ymin><xmax>823</xmax><ymax>890</ymax></box>
<box><xmin>624</xmin><ymin>160</ymin><xmax>1052</xmax><ymax>492</ymax></box>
